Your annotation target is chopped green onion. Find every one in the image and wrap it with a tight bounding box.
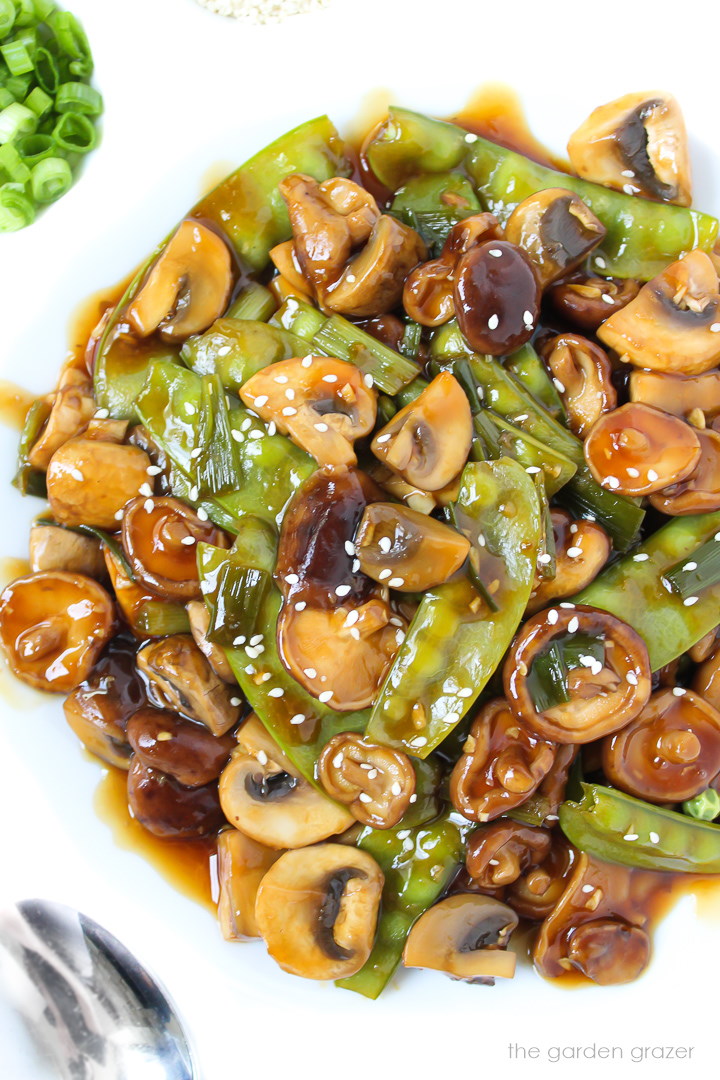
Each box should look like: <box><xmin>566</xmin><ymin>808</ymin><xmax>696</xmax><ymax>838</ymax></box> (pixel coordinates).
<box><xmin>13</xmin><ymin>0</ymin><xmax>36</xmax><ymax>27</ymax></box>
<box><xmin>0</xmin><ymin>99</ymin><xmax>35</xmax><ymax>141</ymax></box>
<box><xmin>15</xmin><ymin>130</ymin><xmax>52</xmax><ymax>162</ymax></box>
<box><xmin>0</xmin><ymin>0</ymin><xmax>15</xmax><ymax>41</ymax></box>
<box><xmin>269</xmin><ymin>295</ymin><xmax>325</xmax><ymax>340</ymax></box>
<box><xmin>1</xmin><ymin>38</ymin><xmax>33</xmax><ymax>75</ymax></box>
<box><xmin>683</xmin><ymin>788</ymin><xmax>720</xmax><ymax>822</ymax></box>
<box><xmin>447</xmin><ymin>501</ymin><xmax>500</xmax><ymax>613</ymax></box>
<box><xmin>504</xmin><ymin>343</ymin><xmax>566</xmax><ymax>424</ymax></box>
<box><xmin>0</xmin><ymin>139</ymin><xmax>29</xmax><ymax>180</ymax></box>
<box><xmin>399</xmin><ymin>319</ymin><xmax>422</xmax><ymax>360</ymax></box>
<box><xmin>30</xmin><ymin>153</ymin><xmax>69</xmax><ymax>201</ymax></box>
<box><xmin>3</xmin><ymin>73</ymin><xmax>32</xmax><ymax>100</ymax></box>
<box><xmin>0</xmin><ymin>88</ymin><xmax>13</xmax><ymax>109</ymax></box>
<box><xmin>534</xmin><ymin>471</ymin><xmax>556</xmax><ymax>580</ymax></box>
<box><xmin>394</xmin><ymin>375</ymin><xmax>428</xmax><ymax>409</ymax></box>
<box><xmin>24</xmin><ymin>84</ymin><xmax>51</xmax><ymax>116</ymax></box>
<box><xmin>47</xmin><ymin>10</ymin><xmax>91</xmax><ymax>71</ymax></box>
<box><xmin>134</xmin><ymin>601</ymin><xmax>192</xmax><ymax>637</ymax></box>
<box><xmin>208</xmin><ymin>564</ymin><xmax>270</xmax><ymax>645</ymax></box>
<box><xmin>0</xmin><ymin>179</ymin><xmax>33</xmax><ymax>229</ymax></box>
<box><xmin>55</xmin><ymin>79</ymin><xmax>101</xmax><ymax>115</ymax></box>
<box><xmin>664</xmin><ymin>533</ymin><xmax>720</xmax><ymax>601</ymax></box>
<box><xmin>376</xmin><ymin>394</ymin><xmax>397</xmax><ymax>427</ymax></box>
<box><xmin>194</xmin><ymin>374</ymin><xmax>242</xmax><ymax>496</ymax></box>
<box><xmin>313</xmin><ymin>313</ymin><xmax>421</xmax><ymax>395</ymax></box>
<box><xmin>528</xmin><ymin>642</ymin><xmax>571</xmax><ymax>712</ymax></box>
<box><xmin>33</xmin><ymin>45</ymin><xmax>58</xmax><ymax>93</ymax></box>
<box><xmin>13</xmin><ymin>396</ymin><xmax>49</xmax><ymax>492</ymax></box>
<box><xmin>226</xmin><ymin>281</ymin><xmax>277</xmax><ymax>322</ymax></box>
<box><xmin>32</xmin><ymin>0</ymin><xmax>57</xmax><ymax>20</ymax></box>
<box><xmin>52</xmin><ymin>108</ymin><xmax>95</xmax><ymax>152</ymax></box>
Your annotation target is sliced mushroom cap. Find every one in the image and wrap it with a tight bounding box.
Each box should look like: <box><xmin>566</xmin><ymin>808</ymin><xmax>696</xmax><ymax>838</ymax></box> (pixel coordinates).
<box><xmin>450</xmin><ymin>698</ymin><xmax>557</xmax><ymax>823</ymax></box>
<box><xmin>28</xmin><ymin>381</ymin><xmax>95</xmax><ymax>471</ymax></box>
<box><xmin>275</xmin><ymin>465</ymin><xmax>381</xmax><ymax>609</ymax></box>
<box><xmin>598</xmin><ymin>251</ymin><xmax>720</xmax><ymax>376</ymax></box>
<box><xmin>371</xmin><ymin>372</ymin><xmax>472</xmax><ymax>492</ymax></box>
<box><xmin>454</xmin><ymin>240</ymin><xmax>541</xmax><ymax>355</ymax></box>
<box><xmin>548</xmin><ymin>274</ymin><xmax>640</xmax><ymax>332</ymax></box>
<box><xmin>602</xmin><ymin>688</ymin><xmax>720</xmax><ymax>802</ymax></box>
<box><xmin>217</xmin><ymin>827</ymin><xmax>281</xmax><ymax>941</ymax></box>
<box><xmin>318</xmin><ymin>732</ymin><xmax>415</xmax><ymax>828</ymax></box>
<box><xmin>63</xmin><ymin>636</ymin><xmax>146</xmax><ymax>769</ymax></box>
<box><xmin>366</xmin><ymin>462</ymin><xmax>439</xmax><ymax>516</ymax></box>
<box><xmin>240</xmin><ymin>357</ymin><xmax>377</xmax><ymax>467</ymax></box>
<box><xmin>255</xmin><ymin>844</ymin><xmax>384</xmax><ymax>980</ymax></box>
<box><xmin>504</xmin><ymin>605</ymin><xmax>652</xmax><ymax>744</ymax></box>
<box><xmin>46</xmin><ymin>438</ymin><xmax>152</xmax><ymax>529</ymax></box>
<box><xmin>219</xmin><ymin>714</ymin><xmax>353</xmax><ymax>848</ymax></box>
<box><xmin>29</xmin><ymin>523</ymin><xmax>105</xmax><ymax>579</ymax></box>
<box><xmin>566</xmin><ymin>918</ymin><xmax>651</xmax><ymax>985</ymax></box>
<box><xmin>403</xmin><ymin>895</ymin><xmax>518</xmax><ymax>982</ymax></box>
<box><xmin>269</xmin><ymin>240</ymin><xmax>314</xmax><ymax>299</ymax></box>
<box><xmin>465</xmin><ymin>821</ymin><xmax>551</xmax><ymax>889</ymax></box>
<box><xmin>584</xmin><ymin>402</ymin><xmax>701</xmax><ymax>497</ymax></box>
<box><xmin>0</xmin><ymin>571</ymin><xmax>115</xmax><ymax>692</ymax></box>
<box><xmin>186</xmin><ymin>599</ymin><xmax>236</xmax><ymax>683</ymax></box>
<box><xmin>324</xmin><ymin>214</ymin><xmax>427</xmax><ymax>318</ymax></box>
<box><xmin>354</xmin><ymin>502</ymin><xmax>470</xmax><ymax>592</ymax></box>
<box><xmin>121</xmin><ymin>496</ymin><xmax>229</xmax><ymax>601</ymax></box>
<box><xmin>567</xmin><ymin>91</ymin><xmax>692</xmax><ymax>205</ymax></box>
<box><xmin>648</xmin><ymin>428</ymin><xmax>720</xmax><ymax>515</ymax></box>
<box><xmin>629</xmin><ymin>368</ymin><xmax>720</xmax><ymax>424</ymax></box>
<box><xmin>136</xmin><ymin>634</ymin><xmax>241</xmax><ymax>735</ymax></box>
<box><xmin>126</xmin><ymin>220</ymin><xmax>233</xmax><ymax>342</ymax></box>
<box><xmin>505</xmin><ymin>188</ymin><xmax>606</xmax><ymax>288</ymax></box>
<box><xmin>540</xmin><ymin>334</ymin><xmax>617</xmax><ymax>438</ymax></box>
<box><xmin>127</xmin><ymin>706</ymin><xmax>235</xmax><ymax>787</ymax></box>
<box><xmin>277</xmin><ymin>598</ymin><xmax>406</xmax><ymax>712</ymax></box>
<box><xmin>507</xmin><ymin>835</ymin><xmax>576</xmax><ymax>921</ymax></box>
<box><xmin>527</xmin><ymin>510</ymin><xmax>611</xmax><ymax>614</ymax></box>
<box><xmin>126</xmin><ymin>757</ymin><xmax>225</xmax><ymax>839</ymax></box>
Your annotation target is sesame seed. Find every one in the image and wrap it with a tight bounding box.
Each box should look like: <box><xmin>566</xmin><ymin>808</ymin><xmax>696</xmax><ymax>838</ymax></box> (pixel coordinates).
<box><xmin>464</xmin><ymin>132</ymin><xmax>478</xmax><ymax>143</ymax></box>
<box><xmin>352</xmin><ymin>559</ymin><xmax>360</xmax><ymax>572</ymax></box>
<box><xmin>626</xmin><ymin>467</ymin><xmax>640</xmax><ymax>478</ymax></box>
<box><xmin>197</xmin><ymin>507</ymin><xmax>209</xmax><ymax>521</ymax></box>
<box><xmin>314</xmin><ymin>422</ymin><xmax>329</xmax><ymax>432</ymax></box>
<box><xmin>389</xmin><ymin>617</ymin><xmax>404</xmax><ymax>627</ymax></box>
<box><xmin>647</xmin><ymin>469</ymin><xmax>659</xmax><ymax>482</ymax></box>
<box><xmin>250</xmin><ymin>634</ymin><xmax>263</xmax><ymax>646</ymax></box>
<box><xmin>254</xmin><ymin>395</ymin><xmax>269</xmax><ymax>407</ymax></box>
<box><xmin>559</xmin><ymin>602</ymin><xmax>576</xmax><ymax>609</ymax></box>
<box><xmin>318</xmin><ymin>690</ymin><xmax>333</xmax><ymax>703</ymax></box>
<box><xmin>622</xmin><ymin>183</ymin><xmax>639</xmax><ymax>195</ymax></box>
<box><xmin>567</xmin><ymin>546</ymin><xmax>582</xmax><ymax>558</ymax></box>
<box><xmin>595</xmin><ymin>256</ymin><xmax>606</xmax><ymax>269</ymax></box>
<box><xmin>233</xmin><ymin>635</ymin><xmax>246</xmax><ymax>645</ymax></box>
<box><xmin>711</xmin><ymin>324</ymin><xmax>720</xmax><ymax>333</ymax></box>
<box><xmin>241</xmin><ymin>418</ymin><xmax>252</xmax><ymax>431</ymax></box>
<box><xmin>487</xmin><ymin>314</ymin><xmax>499</xmax><ymax>330</ymax></box>
<box><xmin>189</xmin><ymin>485</ymin><xmax>199</xmax><ymax>500</ymax></box>
<box><xmin>649</xmin><ymin>831</ymin><xmax>660</xmax><ymax>844</ymax></box>
<box><xmin>332</xmin><ymin>753</ymin><xmax>344</xmax><ymax>768</ymax></box>
<box><xmin>257</xmin><ymin>750</ymin><xmax>268</xmax><ymax>765</ymax></box>
<box><xmin>378</xmin><ymin>568</ymin><xmax>392</xmax><ymax>580</ymax></box>
<box><xmin>350</xmin><ymin>627</ymin><xmax>361</xmax><ymax>640</ymax></box>
<box><xmin>249</xmin><ymin>429</ymin><xmax>265</xmax><ymax>439</ymax></box>
<box><xmin>344</xmin><ymin>540</ymin><xmax>356</xmax><ymax>556</ymax></box>
<box><xmin>144</xmin><ymin>499</ymin><xmax>155</xmax><ymax>514</ymax></box>
<box><xmin>388</xmin><ymin>577</ymin><xmax>405</xmax><ymax>588</ymax></box>
<box><xmin>538</xmin><ymin>553</ymin><xmax>552</xmax><ymax>565</ymax></box>
<box><xmin>285</xmin><ymin>388</ymin><xmax>295</xmax><ymax>400</ymax></box>
<box><xmin>358</xmin><ymin>792</ymin><xmax>372</xmax><ymax>803</ymax></box>
<box><xmin>266</xmin><ymin>421</ymin><xmax>277</xmax><ymax>436</ymax></box>
<box><xmin>273</xmin><ymin>374</ymin><xmax>289</xmax><ymax>384</ymax></box>
<box><xmin>71</xmin><ymin>468</ymin><xmax>84</xmax><ymax>482</ymax></box>
<box><xmin>244</xmin><ymin>664</ymin><xmax>256</xmax><ymax>675</ymax></box>
<box><xmin>626</xmin><ymin>671</ymin><xmax>638</xmax><ymax>686</ymax></box>
<box><xmin>295</xmin><ymin>601</ymin><xmax>307</xmax><ymax>612</ymax></box>
<box><xmin>409</xmin><ymin>736</ymin><xmax>427</xmax><ymax>748</ymax></box>
<box><xmin>114</xmin><ymin>509</ymin><xmax>124</xmax><ymax>521</ymax></box>
<box><xmin>376</xmin><ymin>433</ymin><xmax>391</xmax><ymax>444</ymax></box>
<box><xmin>231</xmin><ymin>430</ymin><xmax>244</xmax><ymax>443</ymax></box>
<box><xmin>268</xmin><ymin>687</ymin><xmax>284</xmax><ymax>698</ymax></box>
<box><xmin>621</xmin><ymin>169</ymin><xmax>635</xmax><ymax>178</ymax></box>
<box><xmin>282</xmin><ymin>406</ymin><xmax>297</xmax><ymax>417</ymax></box>
<box><xmin>683</xmin><ymin>561</ymin><xmax>698</xmax><ymax>572</ymax></box>
<box><xmin>624</xmin><ymin>833</ymin><xmax>639</xmax><ymax>841</ymax></box>
<box><xmin>190</xmin><ymin>448</ymin><xmax>202</xmax><ymax>459</ymax></box>
<box><xmin>344</xmin><ymin>610</ymin><xmax>359</xmax><ymax>627</ymax></box>
<box><xmin>488</xmin><ymin>248</ymin><xmax>503</xmax><ymax>258</ymax></box>
<box><xmin>409</xmin><ymin>794</ymin><xmax>417</xmax><ymax>803</ymax></box>
<box><xmin>552</xmin><ymin>377</ymin><xmax>565</xmax><ymax>393</ymax></box>
<box><xmin>290</xmin><ymin>713</ymin><xmax>305</xmax><ymax>725</ymax></box>
<box><xmin>568</xmin><ymin>617</ymin><xmax>580</xmax><ymax>633</ymax></box>
<box><xmin>673</xmin><ymin>687</ymin><xmax>687</xmax><ymax>697</ymax></box>
<box><xmin>582</xmin><ymin>884</ymin><xmax>594</xmax><ymax>893</ymax></box>
<box><xmin>457</xmin><ymin>688</ymin><xmax>473</xmax><ymax>698</ymax></box>
<box><xmin>603</xmin><ymin>476</ymin><xmax>620</xmax><ymax>489</ymax></box>
<box><xmin>391</xmin><ymin>781</ymin><xmax>402</xmax><ymax>796</ymax></box>
<box><xmin>185</xmin><ymin>403</ymin><xmax>196</xmax><ymax>415</ymax></box>
<box><xmin>570</xmin><ymin>524</ymin><xmax>578</xmax><ymax>534</ymax></box>
<box><xmin>94</xmin><ymin>407</ymin><xmax>109</xmax><ymax>419</ymax></box>
<box><xmin>230</xmin><ymin>696</ymin><xmax>242</xmax><ymax>707</ymax></box>
<box><xmin>147</xmin><ymin>464</ymin><xmax>163</xmax><ymax>475</ymax></box>
<box><xmin>523</xmin><ymin>310</ymin><xmax>534</xmax><ymax>326</ymax></box>
<box><xmin>301</xmin><ymin>355</ymin><xmax>313</xmax><ymax>367</ymax></box>
<box><xmin>180</xmin><ymin>535</ymin><xmax>196</xmax><ymax>546</ymax></box>
<box><xmin>683</xmin><ymin>596</ymin><xmax>700</xmax><ymax>606</ymax></box>
<box><xmin>323</xmin><ymin>374</ymin><xmax>338</xmax><ymax>384</ymax></box>
<box><xmin>304</xmin><ymin>669</ymin><xmax>317</xmax><ymax>679</ymax></box>
<box><xmin>139</xmin><ymin>482</ymin><xmax>153</xmax><ymax>497</ymax></box>
<box><xmin>547</xmin><ymin>610</ymin><xmax>559</xmax><ymax>625</ymax></box>
<box><xmin>284</xmin><ymin>573</ymin><xmax>299</xmax><ymax>585</ymax></box>
<box><xmin>364</xmin><ymin>374</ymin><xmax>374</xmax><ymax>388</ymax></box>
<box><xmin>633</xmin><ymin>552</ymin><xmax>649</xmax><ymax>562</ymax></box>
<box><xmin>336</xmin><ymin>584</ymin><xmax>351</xmax><ymax>597</ymax></box>
<box><xmin>525</xmin><ymin>465</ymin><xmax>541</xmax><ymax>475</ymax></box>
<box><xmin>245</xmin><ymin>645</ymin><xmax>262</xmax><ymax>659</ymax></box>
<box><xmin>379</xmin><ymin>537</ymin><xmax>392</xmax><ymax>554</ymax></box>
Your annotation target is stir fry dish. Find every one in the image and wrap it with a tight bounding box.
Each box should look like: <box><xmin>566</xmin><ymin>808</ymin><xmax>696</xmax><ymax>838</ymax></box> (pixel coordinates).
<box><xmin>5</xmin><ymin>90</ymin><xmax>720</xmax><ymax>997</ymax></box>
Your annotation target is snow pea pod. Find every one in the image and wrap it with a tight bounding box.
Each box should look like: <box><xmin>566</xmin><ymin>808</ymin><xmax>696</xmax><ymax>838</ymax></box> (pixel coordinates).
<box><xmin>180</xmin><ymin>319</ymin><xmax>308</xmax><ymax>393</ymax></box>
<box><xmin>337</xmin><ymin>811</ymin><xmax>471</xmax><ymax>999</ymax></box>
<box><xmin>366</xmin><ymin>458</ymin><xmax>541</xmax><ymax>757</ymax></box>
<box><xmin>576</xmin><ymin>510</ymin><xmax>720</xmax><ymax>670</ymax></box>
<box><xmin>560</xmin><ymin>783</ymin><xmax>720</xmax><ymax>873</ymax></box>
<box><xmin>366</xmin><ymin>108</ymin><xmax>718</xmax><ymax>279</ymax></box>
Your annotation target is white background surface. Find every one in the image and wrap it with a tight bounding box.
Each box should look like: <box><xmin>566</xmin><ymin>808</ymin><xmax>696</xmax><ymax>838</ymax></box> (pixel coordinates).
<box><xmin>0</xmin><ymin>0</ymin><xmax>719</xmax><ymax>1076</ymax></box>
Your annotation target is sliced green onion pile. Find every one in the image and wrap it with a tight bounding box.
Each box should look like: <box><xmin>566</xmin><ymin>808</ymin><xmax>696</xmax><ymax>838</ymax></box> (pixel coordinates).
<box><xmin>0</xmin><ymin>1</ymin><xmax>101</xmax><ymax>232</ymax></box>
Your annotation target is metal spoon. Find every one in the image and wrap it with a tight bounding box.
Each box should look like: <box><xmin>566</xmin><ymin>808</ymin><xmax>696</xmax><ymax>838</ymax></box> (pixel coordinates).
<box><xmin>0</xmin><ymin>898</ymin><xmax>197</xmax><ymax>1079</ymax></box>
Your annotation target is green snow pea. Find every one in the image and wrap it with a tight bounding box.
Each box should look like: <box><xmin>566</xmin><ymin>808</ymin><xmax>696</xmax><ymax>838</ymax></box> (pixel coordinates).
<box><xmin>390</xmin><ymin>170</ymin><xmax>481</xmax><ymax>254</ymax></box>
<box><xmin>180</xmin><ymin>319</ymin><xmax>309</xmax><ymax>392</ymax></box>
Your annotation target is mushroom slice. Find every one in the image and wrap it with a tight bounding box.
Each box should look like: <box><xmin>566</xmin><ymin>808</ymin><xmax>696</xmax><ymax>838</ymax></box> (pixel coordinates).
<box><xmin>277</xmin><ymin>598</ymin><xmax>406</xmax><ymax>712</ymax></box>
<box><xmin>465</xmin><ymin>821</ymin><xmax>551</xmax><ymax>890</ymax></box>
<box><xmin>136</xmin><ymin>634</ymin><xmax>241</xmax><ymax>736</ymax></box>
<box><xmin>354</xmin><ymin>502</ymin><xmax>470</xmax><ymax>592</ymax></box>
<box><xmin>29</xmin><ymin>523</ymin><xmax>105</xmax><ymax>579</ymax></box>
<box><xmin>567</xmin><ymin>91</ymin><xmax>692</xmax><ymax>205</ymax></box>
<box><xmin>526</xmin><ymin>510</ymin><xmax>611</xmax><ymax>614</ymax></box>
<box><xmin>598</xmin><ymin>251</ymin><xmax>720</xmax><ymax>376</ymax></box>
<box><xmin>403</xmin><ymin>895</ymin><xmax>518</xmax><ymax>983</ymax></box>
<box><xmin>217</xmin><ymin>828</ymin><xmax>281</xmax><ymax>941</ymax></box>
<box><xmin>47</xmin><ymin>438</ymin><xmax>152</xmax><ymax>529</ymax></box>
<box><xmin>0</xmin><ymin>571</ymin><xmax>114</xmax><ymax>692</ymax></box>
<box><xmin>219</xmin><ymin>714</ymin><xmax>353</xmax><ymax>849</ymax></box>
<box><xmin>121</xmin><ymin>496</ymin><xmax>229</xmax><ymax>601</ymax></box>
<box><xmin>584</xmin><ymin>402</ymin><xmax>701</xmax><ymax>497</ymax></box>
<box><xmin>505</xmin><ymin>189</ymin><xmax>606</xmax><ymax>288</ymax></box>
<box><xmin>540</xmin><ymin>334</ymin><xmax>616</xmax><ymax>438</ymax></box>
<box><xmin>649</xmin><ymin>428</ymin><xmax>720</xmax><ymax>515</ymax></box>
<box><xmin>186</xmin><ymin>600</ymin><xmax>236</xmax><ymax>683</ymax></box>
<box><xmin>504</xmin><ymin>605</ymin><xmax>652</xmax><ymax>744</ymax></box>
<box><xmin>508</xmin><ymin>835</ymin><xmax>576</xmax><ymax>921</ymax></box>
<box><xmin>689</xmin><ymin>626</ymin><xmax>720</xmax><ymax>665</ymax></box>
<box><xmin>127</xmin><ymin>706</ymin><xmax>235</xmax><ymax>787</ymax></box>
<box><xmin>602</xmin><ymin>688</ymin><xmax>720</xmax><ymax>803</ymax></box>
<box><xmin>454</xmin><ymin>240</ymin><xmax>541</xmax><ymax>356</ymax></box>
<box><xmin>534</xmin><ymin>852</ymin><xmax>655</xmax><ymax>985</ymax></box>
<box><xmin>450</xmin><ymin>698</ymin><xmax>557</xmax><ymax>823</ymax></box>
<box><xmin>63</xmin><ymin>637</ymin><xmax>146</xmax><ymax>769</ymax></box>
<box><xmin>240</xmin><ymin>357</ymin><xmax>377</xmax><ymax>468</ymax></box>
<box><xmin>127</xmin><ymin>757</ymin><xmax>224</xmax><ymax>839</ymax></box>
<box><xmin>126</xmin><ymin>220</ymin><xmax>233</xmax><ymax>342</ymax></box>
<box><xmin>629</xmin><ymin>369</ymin><xmax>720</xmax><ymax>424</ymax></box>
<box><xmin>323</xmin><ymin>214</ymin><xmax>427</xmax><ymax>318</ymax></box>
<box><xmin>269</xmin><ymin>240</ymin><xmax>313</xmax><ymax>298</ymax></box>
<box><xmin>548</xmin><ymin>274</ymin><xmax>640</xmax><ymax>332</ymax></box>
<box><xmin>318</xmin><ymin>732</ymin><xmax>416</xmax><ymax>828</ymax></box>
<box><xmin>28</xmin><ymin>381</ymin><xmax>95</xmax><ymax>471</ymax></box>
<box><xmin>371</xmin><ymin>372</ymin><xmax>472</xmax><ymax>492</ymax></box>
<box><xmin>255</xmin><ymin>844</ymin><xmax>384</xmax><ymax>979</ymax></box>
<box><xmin>694</xmin><ymin>647</ymin><xmax>720</xmax><ymax>712</ymax></box>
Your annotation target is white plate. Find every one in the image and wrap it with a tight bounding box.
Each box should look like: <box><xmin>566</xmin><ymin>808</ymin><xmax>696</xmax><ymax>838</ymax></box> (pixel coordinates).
<box><xmin>1</xmin><ymin>1</ymin><xmax>719</xmax><ymax>1076</ymax></box>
